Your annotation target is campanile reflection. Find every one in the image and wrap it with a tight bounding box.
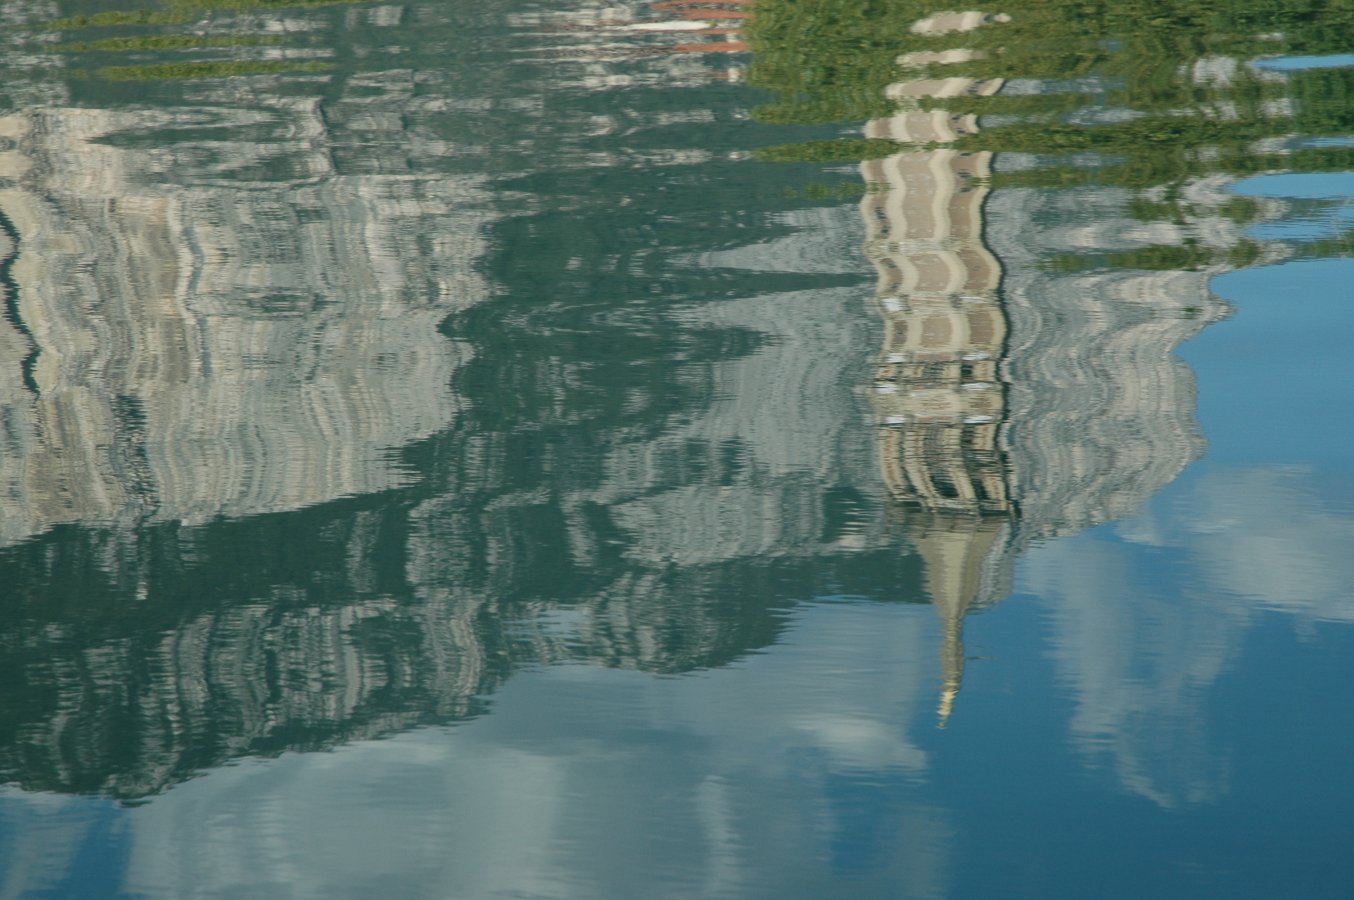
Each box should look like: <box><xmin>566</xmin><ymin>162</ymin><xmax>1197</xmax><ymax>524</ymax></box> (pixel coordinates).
<box><xmin>862</xmin><ymin>32</ymin><xmax>1014</xmax><ymax>724</ymax></box>
<box><xmin>857</xmin><ymin>9</ymin><xmax>1242</xmax><ymax>725</ymax></box>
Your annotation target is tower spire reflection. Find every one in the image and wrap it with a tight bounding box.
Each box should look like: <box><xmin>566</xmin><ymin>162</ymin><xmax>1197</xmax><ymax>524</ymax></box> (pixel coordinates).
<box><xmin>862</xmin><ymin>16</ymin><xmax>1015</xmax><ymax>725</ymax></box>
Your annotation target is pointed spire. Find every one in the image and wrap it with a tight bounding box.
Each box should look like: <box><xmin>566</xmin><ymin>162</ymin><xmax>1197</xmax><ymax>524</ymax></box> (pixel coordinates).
<box><xmin>937</xmin><ymin>614</ymin><xmax>965</xmax><ymax>728</ymax></box>
<box><xmin>913</xmin><ymin>515</ymin><xmax>1009</xmax><ymax>727</ymax></box>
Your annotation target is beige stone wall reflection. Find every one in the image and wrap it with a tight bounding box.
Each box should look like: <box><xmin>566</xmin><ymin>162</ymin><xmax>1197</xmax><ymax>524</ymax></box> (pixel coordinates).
<box><xmin>0</xmin><ymin>101</ymin><xmax>493</xmax><ymax>546</ymax></box>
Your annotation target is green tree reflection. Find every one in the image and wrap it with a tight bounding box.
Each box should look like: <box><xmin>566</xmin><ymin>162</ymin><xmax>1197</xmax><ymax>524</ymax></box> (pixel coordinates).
<box><xmin>750</xmin><ymin>0</ymin><xmax>1354</xmax><ymax>262</ymax></box>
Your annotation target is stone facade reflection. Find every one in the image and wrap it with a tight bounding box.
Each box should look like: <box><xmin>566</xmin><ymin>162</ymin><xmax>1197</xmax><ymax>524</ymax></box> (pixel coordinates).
<box><xmin>0</xmin><ymin>100</ymin><xmax>493</xmax><ymax>547</ymax></box>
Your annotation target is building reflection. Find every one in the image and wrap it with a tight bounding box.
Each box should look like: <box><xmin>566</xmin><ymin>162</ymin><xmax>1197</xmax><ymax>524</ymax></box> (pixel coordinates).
<box><xmin>0</xmin><ymin>0</ymin><xmax>1272</xmax><ymax>808</ymax></box>
<box><xmin>861</xmin><ymin>23</ymin><xmax>1015</xmax><ymax>725</ymax></box>
<box><xmin>0</xmin><ymin>0</ymin><xmax>904</xmax><ymax>800</ymax></box>
<box><xmin>0</xmin><ymin>29</ymin><xmax>497</xmax><ymax>546</ymax></box>
<box><xmin>858</xmin><ymin>13</ymin><xmax>1237</xmax><ymax>725</ymax></box>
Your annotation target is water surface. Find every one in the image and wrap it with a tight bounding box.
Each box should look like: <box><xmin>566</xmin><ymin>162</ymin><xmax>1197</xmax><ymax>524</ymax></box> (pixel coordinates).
<box><xmin>2</xmin><ymin>0</ymin><xmax>1353</xmax><ymax>897</ymax></box>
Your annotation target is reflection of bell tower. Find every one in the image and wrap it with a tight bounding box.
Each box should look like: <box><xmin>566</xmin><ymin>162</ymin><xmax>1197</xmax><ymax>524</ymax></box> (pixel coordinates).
<box><xmin>862</xmin><ymin>39</ymin><xmax>1014</xmax><ymax>725</ymax></box>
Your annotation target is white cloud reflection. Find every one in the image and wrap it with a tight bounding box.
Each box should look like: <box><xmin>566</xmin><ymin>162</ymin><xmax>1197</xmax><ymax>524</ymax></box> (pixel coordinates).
<box><xmin>1024</xmin><ymin>464</ymin><xmax>1354</xmax><ymax>808</ymax></box>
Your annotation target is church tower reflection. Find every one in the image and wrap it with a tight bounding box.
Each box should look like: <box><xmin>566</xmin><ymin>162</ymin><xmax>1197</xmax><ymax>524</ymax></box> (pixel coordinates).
<box><xmin>856</xmin><ymin>8</ymin><xmax>1249</xmax><ymax>725</ymax></box>
<box><xmin>862</xmin><ymin>22</ymin><xmax>1015</xmax><ymax>726</ymax></box>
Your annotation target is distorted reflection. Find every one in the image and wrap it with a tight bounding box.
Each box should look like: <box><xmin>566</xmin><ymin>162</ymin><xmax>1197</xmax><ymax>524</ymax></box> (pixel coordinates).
<box><xmin>1</xmin><ymin>604</ymin><xmax>955</xmax><ymax>898</ymax></box>
<box><xmin>0</xmin><ymin>103</ymin><xmax>491</xmax><ymax>543</ymax></box>
<box><xmin>0</xmin><ymin>0</ymin><xmax>916</xmax><ymax>806</ymax></box>
<box><xmin>747</xmin><ymin>0</ymin><xmax>1354</xmax><ymax>821</ymax></box>
<box><xmin>862</xmin><ymin>27</ymin><xmax>1012</xmax><ymax>726</ymax></box>
<box><xmin>2</xmin><ymin>0</ymin><xmax>1354</xmax><ymax>895</ymax></box>
<box><xmin>854</xmin><ymin>12</ymin><xmax>1234</xmax><ymax>725</ymax></box>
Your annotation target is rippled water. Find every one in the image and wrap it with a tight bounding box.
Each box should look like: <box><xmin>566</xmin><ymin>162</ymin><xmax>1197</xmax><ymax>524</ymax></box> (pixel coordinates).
<box><xmin>2</xmin><ymin>0</ymin><xmax>1353</xmax><ymax>897</ymax></box>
